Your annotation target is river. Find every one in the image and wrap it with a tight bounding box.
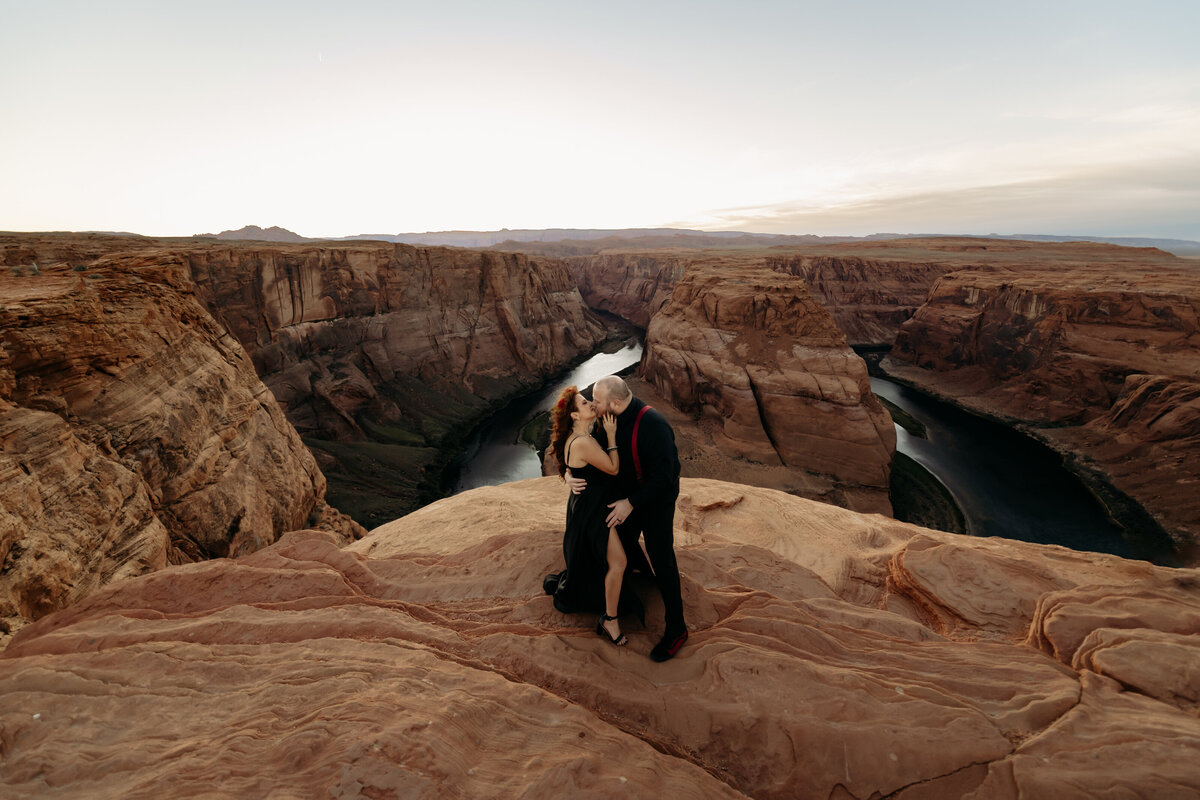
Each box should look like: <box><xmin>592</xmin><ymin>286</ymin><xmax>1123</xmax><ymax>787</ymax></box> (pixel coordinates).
<box><xmin>449</xmin><ymin>343</ymin><xmax>643</xmax><ymax>493</ymax></box>
<box><xmin>872</xmin><ymin>376</ymin><xmax>1177</xmax><ymax>564</ymax></box>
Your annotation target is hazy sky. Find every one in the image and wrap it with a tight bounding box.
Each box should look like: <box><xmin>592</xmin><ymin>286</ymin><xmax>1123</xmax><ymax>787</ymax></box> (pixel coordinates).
<box><xmin>3</xmin><ymin>0</ymin><xmax>1199</xmax><ymax>239</ymax></box>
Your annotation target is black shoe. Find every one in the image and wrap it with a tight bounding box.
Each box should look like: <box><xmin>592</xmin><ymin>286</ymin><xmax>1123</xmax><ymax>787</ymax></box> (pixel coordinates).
<box><xmin>650</xmin><ymin>629</ymin><xmax>688</xmax><ymax>662</ymax></box>
<box><xmin>596</xmin><ymin>613</ymin><xmax>628</xmax><ymax>647</ymax></box>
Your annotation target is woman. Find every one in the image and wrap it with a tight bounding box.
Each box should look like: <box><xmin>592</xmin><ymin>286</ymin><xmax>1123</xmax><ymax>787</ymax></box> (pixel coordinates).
<box><xmin>547</xmin><ymin>385</ymin><xmax>638</xmax><ymax>646</ymax></box>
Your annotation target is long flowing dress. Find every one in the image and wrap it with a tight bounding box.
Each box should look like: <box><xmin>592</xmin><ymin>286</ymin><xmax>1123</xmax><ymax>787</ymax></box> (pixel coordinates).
<box><xmin>551</xmin><ymin>440</ymin><xmax>643</xmax><ymax>621</ymax></box>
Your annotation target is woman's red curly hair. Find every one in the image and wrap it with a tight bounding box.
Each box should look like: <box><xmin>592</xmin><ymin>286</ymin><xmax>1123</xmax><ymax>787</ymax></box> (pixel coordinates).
<box><xmin>550</xmin><ymin>385</ymin><xmax>581</xmax><ymax>478</ymax></box>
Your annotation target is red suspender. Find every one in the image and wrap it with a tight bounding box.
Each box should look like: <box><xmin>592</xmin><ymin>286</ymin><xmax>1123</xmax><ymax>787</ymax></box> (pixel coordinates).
<box><xmin>632</xmin><ymin>405</ymin><xmax>652</xmax><ymax>482</ymax></box>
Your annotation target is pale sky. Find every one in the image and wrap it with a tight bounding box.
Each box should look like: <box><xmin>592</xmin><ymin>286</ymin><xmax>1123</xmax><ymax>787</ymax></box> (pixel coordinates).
<box><xmin>3</xmin><ymin>0</ymin><xmax>1199</xmax><ymax>240</ymax></box>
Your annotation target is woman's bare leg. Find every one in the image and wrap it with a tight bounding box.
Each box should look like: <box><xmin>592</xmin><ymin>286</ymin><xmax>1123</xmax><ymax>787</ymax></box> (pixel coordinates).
<box><xmin>603</xmin><ymin>526</ymin><xmax>627</xmax><ymax>640</ymax></box>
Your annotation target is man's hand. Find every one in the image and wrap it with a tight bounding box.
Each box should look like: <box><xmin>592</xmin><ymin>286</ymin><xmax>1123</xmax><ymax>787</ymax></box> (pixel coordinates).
<box><xmin>564</xmin><ymin>469</ymin><xmax>587</xmax><ymax>495</ymax></box>
<box><xmin>606</xmin><ymin>498</ymin><xmax>633</xmax><ymax>528</ymax></box>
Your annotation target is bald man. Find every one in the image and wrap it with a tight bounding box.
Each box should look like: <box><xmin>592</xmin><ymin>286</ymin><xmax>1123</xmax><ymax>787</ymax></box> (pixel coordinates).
<box><xmin>571</xmin><ymin>376</ymin><xmax>687</xmax><ymax>662</ymax></box>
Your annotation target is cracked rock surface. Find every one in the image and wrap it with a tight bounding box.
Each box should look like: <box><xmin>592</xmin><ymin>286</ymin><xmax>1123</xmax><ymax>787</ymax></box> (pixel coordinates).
<box><xmin>5</xmin><ymin>477</ymin><xmax>1197</xmax><ymax>799</ymax></box>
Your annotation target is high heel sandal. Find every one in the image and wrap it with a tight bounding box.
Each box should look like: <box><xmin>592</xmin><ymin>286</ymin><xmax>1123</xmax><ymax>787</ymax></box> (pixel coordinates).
<box><xmin>596</xmin><ymin>613</ymin><xmax>628</xmax><ymax>647</ymax></box>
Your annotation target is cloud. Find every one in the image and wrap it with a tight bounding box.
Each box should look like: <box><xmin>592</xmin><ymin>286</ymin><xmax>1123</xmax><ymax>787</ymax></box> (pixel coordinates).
<box><xmin>682</xmin><ymin>152</ymin><xmax>1200</xmax><ymax>240</ymax></box>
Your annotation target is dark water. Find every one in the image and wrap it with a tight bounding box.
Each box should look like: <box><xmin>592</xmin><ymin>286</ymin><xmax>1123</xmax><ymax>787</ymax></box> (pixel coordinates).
<box><xmin>449</xmin><ymin>344</ymin><xmax>643</xmax><ymax>493</ymax></box>
<box><xmin>872</xmin><ymin>376</ymin><xmax>1177</xmax><ymax>564</ymax></box>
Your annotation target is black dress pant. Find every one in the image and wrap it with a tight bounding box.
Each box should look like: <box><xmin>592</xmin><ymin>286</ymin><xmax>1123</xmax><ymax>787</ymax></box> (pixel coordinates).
<box><xmin>619</xmin><ymin>493</ymin><xmax>685</xmax><ymax>634</ymax></box>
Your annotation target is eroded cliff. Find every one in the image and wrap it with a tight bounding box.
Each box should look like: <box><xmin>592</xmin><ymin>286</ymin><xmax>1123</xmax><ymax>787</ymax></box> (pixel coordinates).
<box><xmin>567</xmin><ymin>245</ymin><xmax>954</xmax><ymax>345</ymax></box>
<box><xmin>567</xmin><ymin>251</ymin><xmax>687</xmax><ymax>329</ymax></box>
<box><xmin>764</xmin><ymin>253</ymin><xmax>954</xmax><ymax>345</ymax></box>
<box><xmin>1</xmin><ymin>235</ymin><xmax>356</xmax><ymax>639</ymax></box>
<box><xmin>3</xmin><ymin>477</ymin><xmax>1197</xmax><ymax>798</ymax></box>
<box><xmin>884</xmin><ymin>242</ymin><xmax>1200</xmax><ymax>557</ymax></box>
<box><xmin>184</xmin><ymin>242</ymin><xmax>607</xmax><ymax>523</ymax></box>
<box><xmin>640</xmin><ymin>267</ymin><xmax>895</xmax><ymax>513</ymax></box>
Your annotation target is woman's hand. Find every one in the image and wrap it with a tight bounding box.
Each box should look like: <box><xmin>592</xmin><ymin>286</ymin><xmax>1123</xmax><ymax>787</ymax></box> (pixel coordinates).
<box><xmin>602</xmin><ymin>412</ymin><xmax>618</xmax><ymax>440</ymax></box>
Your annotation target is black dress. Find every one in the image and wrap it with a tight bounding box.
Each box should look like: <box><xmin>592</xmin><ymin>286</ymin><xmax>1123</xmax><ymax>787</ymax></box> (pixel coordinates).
<box><xmin>551</xmin><ymin>440</ymin><xmax>643</xmax><ymax>621</ymax></box>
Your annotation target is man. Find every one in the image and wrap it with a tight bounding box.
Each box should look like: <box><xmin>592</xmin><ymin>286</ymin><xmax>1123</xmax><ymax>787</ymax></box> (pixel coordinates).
<box><xmin>569</xmin><ymin>375</ymin><xmax>687</xmax><ymax>662</ymax></box>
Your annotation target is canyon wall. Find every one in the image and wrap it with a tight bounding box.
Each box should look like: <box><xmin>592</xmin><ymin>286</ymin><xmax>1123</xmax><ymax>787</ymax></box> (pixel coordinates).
<box><xmin>763</xmin><ymin>254</ymin><xmax>954</xmax><ymax>345</ymax></box>
<box><xmin>3</xmin><ymin>477</ymin><xmax>1197</xmax><ymax>798</ymax></box>
<box><xmin>564</xmin><ymin>240</ymin><xmax>1199</xmax><ymax>549</ymax></box>
<box><xmin>1</xmin><ymin>235</ymin><xmax>356</xmax><ymax>639</ymax></box>
<box><xmin>185</xmin><ymin>242</ymin><xmax>608</xmax><ymax>524</ymax></box>
<box><xmin>884</xmin><ymin>245</ymin><xmax>1200</xmax><ymax>557</ymax></box>
<box><xmin>640</xmin><ymin>267</ymin><xmax>895</xmax><ymax>513</ymax></box>
<box><xmin>567</xmin><ymin>246</ymin><xmax>953</xmax><ymax>345</ymax></box>
<box><xmin>566</xmin><ymin>252</ymin><xmax>687</xmax><ymax>329</ymax></box>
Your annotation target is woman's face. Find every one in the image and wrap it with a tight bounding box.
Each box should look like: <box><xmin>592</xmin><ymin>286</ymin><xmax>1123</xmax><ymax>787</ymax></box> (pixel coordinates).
<box><xmin>573</xmin><ymin>393</ymin><xmax>597</xmax><ymax>424</ymax></box>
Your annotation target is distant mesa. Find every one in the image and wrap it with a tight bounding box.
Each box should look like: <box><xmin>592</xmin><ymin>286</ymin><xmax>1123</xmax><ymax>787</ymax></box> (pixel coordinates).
<box><xmin>197</xmin><ymin>225</ymin><xmax>312</xmax><ymax>243</ymax></box>
<box><xmin>184</xmin><ymin>225</ymin><xmax>1200</xmax><ymax>257</ymax></box>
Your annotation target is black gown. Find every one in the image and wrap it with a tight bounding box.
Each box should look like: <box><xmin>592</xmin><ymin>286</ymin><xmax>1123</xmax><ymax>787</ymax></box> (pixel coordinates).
<box><xmin>551</xmin><ymin>448</ymin><xmax>644</xmax><ymax>621</ymax></box>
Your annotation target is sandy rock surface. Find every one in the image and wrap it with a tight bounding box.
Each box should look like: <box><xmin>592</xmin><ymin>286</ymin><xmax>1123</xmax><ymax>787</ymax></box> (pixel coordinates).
<box><xmin>4</xmin><ymin>477</ymin><xmax>1198</xmax><ymax>799</ymax></box>
<box><xmin>640</xmin><ymin>267</ymin><xmax>895</xmax><ymax>514</ymax></box>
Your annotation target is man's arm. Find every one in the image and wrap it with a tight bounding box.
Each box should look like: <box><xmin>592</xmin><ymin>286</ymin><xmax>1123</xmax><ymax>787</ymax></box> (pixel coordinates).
<box><xmin>564</xmin><ymin>468</ymin><xmax>586</xmax><ymax>495</ymax></box>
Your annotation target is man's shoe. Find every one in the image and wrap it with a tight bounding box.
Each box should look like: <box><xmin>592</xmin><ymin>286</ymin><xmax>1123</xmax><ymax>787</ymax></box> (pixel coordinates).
<box><xmin>650</xmin><ymin>629</ymin><xmax>688</xmax><ymax>662</ymax></box>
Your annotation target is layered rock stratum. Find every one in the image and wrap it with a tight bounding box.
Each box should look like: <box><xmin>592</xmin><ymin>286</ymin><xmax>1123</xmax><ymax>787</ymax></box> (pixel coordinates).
<box><xmin>1</xmin><ymin>234</ymin><xmax>356</xmax><ymax>641</ymax></box>
<box><xmin>569</xmin><ymin>239</ymin><xmax>1200</xmax><ymax>559</ymax></box>
<box><xmin>640</xmin><ymin>267</ymin><xmax>895</xmax><ymax>513</ymax></box>
<box><xmin>763</xmin><ymin>253</ymin><xmax>955</xmax><ymax>346</ymax></box>
<box><xmin>1</xmin><ymin>231</ymin><xmax>608</xmax><ymax>639</ymax></box>
<box><xmin>883</xmin><ymin>239</ymin><xmax>1200</xmax><ymax>557</ymax></box>
<box><xmin>3</xmin><ymin>477</ymin><xmax>1198</xmax><ymax>799</ymax></box>
<box><xmin>4</xmin><ymin>233</ymin><xmax>608</xmax><ymax>528</ymax></box>
<box><xmin>568</xmin><ymin>252</ymin><xmax>687</xmax><ymax>329</ymax></box>
<box><xmin>567</xmin><ymin>244</ymin><xmax>954</xmax><ymax>345</ymax></box>
<box><xmin>184</xmin><ymin>242</ymin><xmax>607</xmax><ymax>523</ymax></box>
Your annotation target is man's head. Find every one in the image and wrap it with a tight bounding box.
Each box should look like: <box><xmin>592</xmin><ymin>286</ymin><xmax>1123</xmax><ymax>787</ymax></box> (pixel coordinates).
<box><xmin>592</xmin><ymin>375</ymin><xmax>632</xmax><ymax>415</ymax></box>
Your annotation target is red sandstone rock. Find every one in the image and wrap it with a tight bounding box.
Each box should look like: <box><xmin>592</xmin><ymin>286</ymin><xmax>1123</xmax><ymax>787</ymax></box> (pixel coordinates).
<box><xmin>640</xmin><ymin>267</ymin><xmax>895</xmax><ymax>514</ymax></box>
<box><xmin>3</xmin><ymin>478</ymin><xmax>1198</xmax><ymax>798</ymax></box>
<box><xmin>0</xmin><ymin>406</ymin><xmax>168</xmax><ymax>640</ymax></box>
<box><xmin>567</xmin><ymin>252</ymin><xmax>687</xmax><ymax>329</ymax></box>
<box><xmin>764</xmin><ymin>253</ymin><xmax>954</xmax><ymax>346</ymax></box>
<box><xmin>883</xmin><ymin>241</ymin><xmax>1200</xmax><ymax>558</ymax></box>
<box><xmin>179</xmin><ymin>240</ymin><xmax>608</xmax><ymax>524</ymax></box>
<box><xmin>187</xmin><ymin>244</ymin><xmax>607</xmax><ymax>442</ymax></box>
<box><xmin>0</xmin><ymin>235</ymin><xmax>362</xmax><ymax>640</ymax></box>
<box><xmin>3</xmin><ymin>228</ymin><xmax>608</xmax><ymax>521</ymax></box>
<box><xmin>568</xmin><ymin>245</ymin><xmax>955</xmax><ymax>346</ymax></box>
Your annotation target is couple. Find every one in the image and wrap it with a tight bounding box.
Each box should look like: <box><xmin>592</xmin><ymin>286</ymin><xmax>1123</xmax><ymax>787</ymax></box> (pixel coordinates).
<box><xmin>546</xmin><ymin>375</ymin><xmax>687</xmax><ymax>662</ymax></box>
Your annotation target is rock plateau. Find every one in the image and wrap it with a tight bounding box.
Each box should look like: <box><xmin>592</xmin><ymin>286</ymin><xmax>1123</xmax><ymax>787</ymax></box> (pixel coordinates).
<box><xmin>4</xmin><ymin>231</ymin><xmax>1200</xmax><ymax>798</ymax></box>
<box><xmin>2</xmin><ymin>477</ymin><xmax>1198</xmax><ymax>799</ymax></box>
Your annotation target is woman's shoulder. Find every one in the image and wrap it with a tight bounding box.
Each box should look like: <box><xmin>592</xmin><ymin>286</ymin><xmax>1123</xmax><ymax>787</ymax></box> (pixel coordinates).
<box><xmin>566</xmin><ymin>433</ymin><xmax>601</xmax><ymax>464</ymax></box>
